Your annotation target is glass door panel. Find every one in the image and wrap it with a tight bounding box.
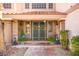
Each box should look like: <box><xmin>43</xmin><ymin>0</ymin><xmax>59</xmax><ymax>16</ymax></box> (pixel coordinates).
<box><xmin>32</xmin><ymin>22</ymin><xmax>39</xmax><ymax>40</ymax></box>
<box><xmin>32</xmin><ymin>22</ymin><xmax>47</xmax><ymax>40</ymax></box>
<box><xmin>39</xmin><ymin>22</ymin><xmax>46</xmax><ymax>40</ymax></box>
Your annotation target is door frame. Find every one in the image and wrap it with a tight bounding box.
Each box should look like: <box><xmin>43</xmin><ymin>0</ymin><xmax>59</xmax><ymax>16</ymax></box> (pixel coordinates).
<box><xmin>31</xmin><ymin>21</ymin><xmax>47</xmax><ymax>41</ymax></box>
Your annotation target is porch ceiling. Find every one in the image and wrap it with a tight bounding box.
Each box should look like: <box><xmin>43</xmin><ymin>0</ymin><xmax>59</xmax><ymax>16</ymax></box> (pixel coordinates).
<box><xmin>2</xmin><ymin>11</ymin><xmax>67</xmax><ymax>20</ymax></box>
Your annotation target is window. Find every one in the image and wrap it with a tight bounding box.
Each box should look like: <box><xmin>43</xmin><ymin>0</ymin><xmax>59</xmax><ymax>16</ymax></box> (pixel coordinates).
<box><xmin>3</xmin><ymin>3</ymin><xmax>11</xmax><ymax>9</ymax></box>
<box><xmin>32</xmin><ymin>3</ymin><xmax>46</xmax><ymax>9</ymax></box>
<box><xmin>48</xmin><ymin>3</ymin><xmax>53</xmax><ymax>9</ymax></box>
<box><xmin>25</xmin><ymin>3</ymin><xmax>29</xmax><ymax>9</ymax></box>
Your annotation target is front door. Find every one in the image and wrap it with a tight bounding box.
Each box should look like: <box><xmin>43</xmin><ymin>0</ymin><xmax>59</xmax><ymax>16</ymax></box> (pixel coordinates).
<box><xmin>32</xmin><ymin>21</ymin><xmax>47</xmax><ymax>40</ymax></box>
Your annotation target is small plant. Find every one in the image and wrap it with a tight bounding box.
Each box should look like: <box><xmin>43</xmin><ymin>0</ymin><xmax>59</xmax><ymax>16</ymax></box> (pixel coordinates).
<box><xmin>18</xmin><ymin>31</ymin><xmax>26</xmax><ymax>42</ymax></box>
<box><xmin>60</xmin><ymin>30</ymin><xmax>69</xmax><ymax>49</ymax></box>
<box><xmin>48</xmin><ymin>37</ymin><xmax>56</xmax><ymax>44</ymax></box>
<box><xmin>71</xmin><ymin>36</ymin><xmax>79</xmax><ymax>56</ymax></box>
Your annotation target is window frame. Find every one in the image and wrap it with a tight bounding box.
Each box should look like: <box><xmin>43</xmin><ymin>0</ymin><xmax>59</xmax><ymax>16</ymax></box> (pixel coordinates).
<box><xmin>48</xmin><ymin>3</ymin><xmax>53</xmax><ymax>9</ymax></box>
<box><xmin>32</xmin><ymin>3</ymin><xmax>46</xmax><ymax>9</ymax></box>
<box><xmin>25</xmin><ymin>3</ymin><xmax>29</xmax><ymax>9</ymax></box>
<box><xmin>3</xmin><ymin>3</ymin><xmax>12</xmax><ymax>9</ymax></box>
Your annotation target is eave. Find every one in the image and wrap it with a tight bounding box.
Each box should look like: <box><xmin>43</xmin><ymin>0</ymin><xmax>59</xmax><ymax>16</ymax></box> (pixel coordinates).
<box><xmin>2</xmin><ymin>11</ymin><xmax>67</xmax><ymax>20</ymax></box>
<box><xmin>66</xmin><ymin>3</ymin><xmax>79</xmax><ymax>13</ymax></box>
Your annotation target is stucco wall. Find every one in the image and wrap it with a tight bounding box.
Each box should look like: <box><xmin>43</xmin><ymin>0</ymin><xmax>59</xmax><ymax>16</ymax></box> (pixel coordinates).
<box><xmin>3</xmin><ymin>3</ymin><xmax>55</xmax><ymax>13</ymax></box>
<box><xmin>65</xmin><ymin>9</ymin><xmax>79</xmax><ymax>39</ymax></box>
<box><xmin>3</xmin><ymin>3</ymin><xmax>15</xmax><ymax>13</ymax></box>
<box><xmin>0</xmin><ymin>11</ymin><xmax>2</xmax><ymax>18</ymax></box>
<box><xmin>2</xmin><ymin>3</ymin><xmax>76</xmax><ymax>13</ymax></box>
<box><xmin>56</xmin><ymin>3</ymin><xmax>76</xmax><ymax>12</ymax></box>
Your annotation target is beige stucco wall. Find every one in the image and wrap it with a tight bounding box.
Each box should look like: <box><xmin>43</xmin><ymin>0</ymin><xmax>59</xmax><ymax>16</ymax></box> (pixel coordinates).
<box><xmin>47</xmin><ymin>21</ymin><xmax>56</xmax><ymax>38</ymax></box>
<box><xmin>0</xmin><ymin>11</ymin><xmax>2</xmax><ymax>19</ymax></box>
<box><xmin>3</xmin><ymin>3</ymin><xmax>15</xmax><ymax>13</ymax></box>
<box><xmin>65</xmin><ymin>9</ymin><xmax>79</xmax><ymax>39</ymax></box>
<box><xmin>3</xmin><ymin>3</ymin><xmax>55</xmax><ymax>14</ymax></box>
<box><xmin>2</xmin><ymin>3</ymin><xmax>76</xmax><ymax>13</ymax></box>
<box><xmin>56</xmin><ymin>3</ymin><xmax>76</xmax><ymax>12</ymax></box>
<box><xmin>65</xmin><ymin>9</ymin><xmax>79</xmax><ymax>49</ymax></box>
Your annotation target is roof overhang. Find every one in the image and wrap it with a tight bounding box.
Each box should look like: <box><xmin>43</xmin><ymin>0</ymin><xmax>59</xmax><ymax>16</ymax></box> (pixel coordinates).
<box><xmin>66</xmin><ymin>4</ymin><xmax>79</xmax><ymax>13</ymax></box>
<box><xmin>2</xmin><ymin>11</ymin><xmax>67</xmax><ymax>20</ymax></box>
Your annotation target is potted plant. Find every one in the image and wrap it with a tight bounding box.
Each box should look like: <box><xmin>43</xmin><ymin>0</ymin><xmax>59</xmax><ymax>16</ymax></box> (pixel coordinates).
<box><xmin>71</xmin><ymin>36</ymin><xmax>79</xmax><ymax>56</ymax></box>
<box><xmin>48</xmin><ymin>37</ymin><xmax>56</xmax><ymax>44</ymax></box>
<box><xmin>60</xmin><ymin>30</ymin><xmax>69</xmax><ymax>49</ymax></box>
<box><xmin>18</xmin><ymin>31</ymin><xmax>26</xmax><ymax>44</ymax></box>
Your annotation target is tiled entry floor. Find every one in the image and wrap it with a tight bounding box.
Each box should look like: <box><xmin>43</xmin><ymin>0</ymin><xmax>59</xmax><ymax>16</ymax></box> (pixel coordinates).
<box><xmin>24</xmin><ymin>46</ymin><xmax>70</xmax><ymax>56</ymax></box>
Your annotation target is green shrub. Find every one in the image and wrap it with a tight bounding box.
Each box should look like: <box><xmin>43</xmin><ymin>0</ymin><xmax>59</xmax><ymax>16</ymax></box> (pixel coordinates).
<box><xmin>71</xmin><ymin>36</ymin><xmax>79</xmax><ymax>56</ymax></box>
<box><xmin>18</xmin><ymin>31</ymin><xmax>26</xmax><ymax>42</ymax></box>
<box><xmin>60</xmin><ymin>30</ymin><xmax>69</xmax><ymax>49</ymax></box>
<box><xmin>48</xmin><ymin>37</ymin><xmax>56</xmax><ymax>43</ymax></box>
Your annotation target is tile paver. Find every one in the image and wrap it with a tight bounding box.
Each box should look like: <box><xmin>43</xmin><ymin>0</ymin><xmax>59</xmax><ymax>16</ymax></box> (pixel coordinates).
<box><xmin>24</xmin><ymin>45</ymin><xmax>69</xmax><ymax>56</ymax></box>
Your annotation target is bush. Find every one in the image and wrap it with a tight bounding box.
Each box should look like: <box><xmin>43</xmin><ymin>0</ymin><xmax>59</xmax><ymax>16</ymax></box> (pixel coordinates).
<box><xmin>60</xmin><ymin>30</ymin><xmax>69</xmax><ymax>49</ymax></box>
<box><xmin>48</xmin><ymin>37</ymin><xmax>56</xmax><ymax>43</ymax></box>
<box><xmin>71</xmin><ymin>36</ymin><xmax>79</xmax><ymax>56</ymax></box>
<box><xmin>18</xmin><ymin>31</ymin><xmax>26</xmax><ymax>42</ymax></box>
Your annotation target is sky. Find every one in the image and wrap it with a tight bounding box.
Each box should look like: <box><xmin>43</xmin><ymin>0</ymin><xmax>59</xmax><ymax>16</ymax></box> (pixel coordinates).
<box><xmin>0</xmin><ymin>0</ymin><xmax>79</xmax><ymax>3</ymax></box>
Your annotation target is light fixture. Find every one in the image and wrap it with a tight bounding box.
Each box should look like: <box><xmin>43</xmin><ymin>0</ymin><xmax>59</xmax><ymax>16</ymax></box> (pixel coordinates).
<box><xmin>43</xmin><ymin>20</ymin><xmax>46</xmax><ymax>23</ymax></box>
<box><xmin>27</xmin><ymin>24</ymin><xmax>30</xmax><ymax>27</ymax></box>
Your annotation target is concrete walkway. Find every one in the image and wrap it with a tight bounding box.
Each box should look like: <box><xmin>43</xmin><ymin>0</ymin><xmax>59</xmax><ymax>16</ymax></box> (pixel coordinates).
<box><xmin>24</xmin><ymin>45</ymin><xmax>69</xmax><ymax>56</ymax></box>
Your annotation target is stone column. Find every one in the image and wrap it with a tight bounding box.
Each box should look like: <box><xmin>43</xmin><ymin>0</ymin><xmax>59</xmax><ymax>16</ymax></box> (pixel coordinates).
<box><xmin>23</xmin><ymin>21</ymin><xmax>26</xmax><ymax>33</ymax></box>
<box><xmin>52</xmin><ymin>21</ymin><xmax>56</xmax><ymax>36</ymax></box>
<box><xmin>4</xmin><ymin>21</ymin><xmax>12</xmax><ymax>46</ymax></box>
<box><xmin>28</xmin><ymin>21</ymin><xmax>31</xmax><ymax>39</ymax></box>
<box><xmin>60</xmin><ymin>20</ymin><xmax>65</xmax><ymax>31</ymax></box>
<box><xmin>13</xmin><ymin>20</ymin><xmax>18</xmax><ymax>42</ymax></box>
<box><xmin>0</xmin><ymin>21</ymin><xmax>6</xmax><ymax>51</ymax></box>
<box><xmin>59</xmin><ymin>20</ymin><xmax>65</xmax><ymax>39</ymax></box>
<box><xmin>53</xmin><ymin>21</ymin><xmax>60</xmax><ymax>39</ymax></box>
<box><xmin>57</xmin><ymin>21</ymin><xmax>60</xmax><ymax>39</ymax></box>
<box><xmin>47</xmin><ymin>21</ymin><xmax>49</xmax><ymax>38</ymax></box>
